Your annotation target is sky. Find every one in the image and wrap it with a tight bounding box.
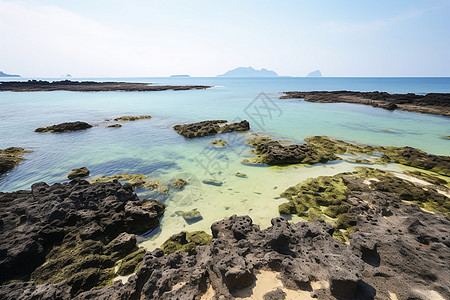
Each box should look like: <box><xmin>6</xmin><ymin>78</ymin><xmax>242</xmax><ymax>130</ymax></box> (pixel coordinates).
<box><xmin>1</xmin><ymin>0</ymin><xmax>449</xmax><ymax>77</ymax></box>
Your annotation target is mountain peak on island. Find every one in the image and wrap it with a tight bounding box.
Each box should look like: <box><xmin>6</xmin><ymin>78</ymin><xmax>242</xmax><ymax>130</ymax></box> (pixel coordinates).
<box><xmin>217</xmin><ymin>66</ymin><xmax>278</xmax><ymax>77</ymax></box>
<box><xmin>0</xmin><ymin>71</ymin><xmax>20</xmax><ymax>78</ymax></box>
<box><xmin>307</xmin><ymin>70</ymin><xmax>322</xmax><ymax>77</ymax></box>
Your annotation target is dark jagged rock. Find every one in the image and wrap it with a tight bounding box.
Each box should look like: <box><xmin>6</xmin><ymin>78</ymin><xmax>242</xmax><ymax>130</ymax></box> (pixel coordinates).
<box><xmin>0</xmin><ymin>80</ymin><xmax>210</xmax><ymax>92</ymax></box>
<box><xmin>173</xmin><ymin>120</ymin><xmax>250</xmax><ymax>138</ymax></box>
<box><xmin>67</xmin><ymin>167</ymin><xmax>90</xmax><ymax>179</ymax></box>
<box><xmin>281</xmin><ymin>91</ymin><xmax>450</xmax><ymax>117</ymax></box>
<box><xmin>0</xmin><ymin>180</ymin><xmax>164</xmax><ymax>296</ymax></box>
<box><xmin>107</xmin><ymin>124</ymin><xmax>122</xmax><ymax>128</ymax></box>
<box><xmin>0</xmin><ymin>147</ymin><xmax>30</xmax><ymax>175</ymax></box>
<box><xmin>244</xmin><ymin>135</ymin><xmax>450</xmax><ymax>176</ymax></box>
<box><xmin>35</xmin><ymin>121</ymin><xmax>93</xmax><ymax>133</ymax></box>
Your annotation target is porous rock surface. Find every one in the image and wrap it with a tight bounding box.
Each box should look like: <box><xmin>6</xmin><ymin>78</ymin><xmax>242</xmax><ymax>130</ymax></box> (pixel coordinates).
<box><xmin>173</xmin><ymin>120</ymin><xmax>250</xmax><ymax>138</ymax></box>
<box><xmin>35</xmin><ymin>121</ymin><xmax>93</xmax><ymax>133</ymax></box>
<box><xmin>0</xmin><ymin>179</ymin><xmax>164</xmax><ymax>297</ymax></box>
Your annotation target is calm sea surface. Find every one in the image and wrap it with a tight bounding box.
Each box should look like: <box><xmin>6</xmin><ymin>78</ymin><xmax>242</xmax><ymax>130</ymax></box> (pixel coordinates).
<box><xmin>1</xmin><ymin>77</ymin><xmax>449</xmax><ymax>249</ymax></box>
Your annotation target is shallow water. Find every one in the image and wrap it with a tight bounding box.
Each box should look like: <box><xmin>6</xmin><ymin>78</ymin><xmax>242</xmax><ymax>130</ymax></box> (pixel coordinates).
<box><xmin>1</xmin><ymin>77</ymin><xmax>449</xmax><ymax>250</ymax></box>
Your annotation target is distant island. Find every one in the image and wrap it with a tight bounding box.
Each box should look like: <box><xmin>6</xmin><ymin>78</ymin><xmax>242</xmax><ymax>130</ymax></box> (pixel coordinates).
<box><xmin>170</xmin><ymin>75</ymin><xmax>191</xmax><ymax>78</ymax></box>
<box><xmin>0</xmin><ymin>71</ymin><xmax>20</xmax><ymax>78</ymax></box>
<box><xmin>307</xmin><ymin>70</ymin><xmax>322</xmax><ymax>77</ymax></box>
<box><xmin>217</xmin><ymin>66</ymin><xmax>278</xmax><ymax>77</ymax></box>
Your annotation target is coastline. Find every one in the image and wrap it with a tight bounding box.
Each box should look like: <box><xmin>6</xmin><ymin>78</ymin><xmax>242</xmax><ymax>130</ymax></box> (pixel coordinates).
<box><xmin>281</xmin><ymin>91</ymin><xmax>450</xmax><ymax>117</ymax></box>
<box><xmin>0</xmin><ymin>80</ymin><xmax>211</xmax><ymax>92</ymax></box>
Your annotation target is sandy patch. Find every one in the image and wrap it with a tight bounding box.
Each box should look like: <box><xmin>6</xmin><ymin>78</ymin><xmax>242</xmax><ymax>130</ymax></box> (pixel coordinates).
<box><xmin>413</xmin><ymin>289</ymin><xmax>446</xmax><ymax>300</ymax></box>
<box><xmin>363</xmin><ymin>177</ymin><xmax>380</xmax><ymax>185</ymax></box>
<box><xmin>201</xmin><ymin>270</ymin><xmax>321</xmax><ymax>300</ymax></box>
<box><xmin>388</xmin><ymin>291</ymin><xmax>399</xmax><ymax>300</ymax></box>
<box><xmin>113</xmin><ymin>273</ymin><xmax>133</xmax><ymax>284</ymax></box>
<box><xmin>393</xmin><ymin>173</ymin><xmax>432</xmax><ymax>186</ymax></box>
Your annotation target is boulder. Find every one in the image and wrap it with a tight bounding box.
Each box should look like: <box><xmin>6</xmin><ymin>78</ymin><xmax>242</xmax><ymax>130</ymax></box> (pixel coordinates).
<box><xmin>35</xmin><ymin>121</ymin><xmax>92</xmax><ymax>133</ymax></box>
<box><xmin>67</xmin><ymin>167</ymin><xmax>90</xmax><ymax>179</ymax></box>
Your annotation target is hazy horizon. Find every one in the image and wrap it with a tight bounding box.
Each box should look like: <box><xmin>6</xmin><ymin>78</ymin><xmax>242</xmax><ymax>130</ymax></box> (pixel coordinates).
<box><xmin>1</xmin><ymin>0</ymin><xmax>449</xmax><ymax>78</ymax></box>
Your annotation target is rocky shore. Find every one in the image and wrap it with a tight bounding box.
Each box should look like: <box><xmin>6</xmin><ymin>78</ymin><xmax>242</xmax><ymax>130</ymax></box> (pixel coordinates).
<box><xmin>244</xmin><ymin>135</ymin><xmax>450</xmax><ymax>176</ymax></box>
<box><xmin>0</xmin><ymin>179</ymin><xmax>164</xmax><ymax>296</ymax></box>
<box><xmin>0</xmin><ymin>80</ymin><xmax>210</xmax><ymax>92</ymax></box>
<box><xmin>0</xmin><ymin>147</ymin><xmax>30</xmax><ymax>175</ymax></box>
<box><xmin>173</xmin><ymin>120</ymin><xmax>250</xmax><ymax>138</ymax></box>
<box><xmin>281</xmin><ymin>91</ymin><xmax>450</xmax><ymax>117</ymax></box>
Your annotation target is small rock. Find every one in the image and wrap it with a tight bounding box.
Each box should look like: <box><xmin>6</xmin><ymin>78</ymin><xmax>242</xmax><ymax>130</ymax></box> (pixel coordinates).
<box><xmin>67</xmin><ymin>167</ymin><xmax>90</xmax><ymax>179</ymax></box>
<box><xmin>176</xmin><ymin>209</ymin><xmax>203</xmax><ymax>224</ymax></box>
<box><xmin>113</xmin><ymin>115</ymin><xmax>152</xmax><ymax>121</ymax></box>
<box><xmin>235</xmin><ymin>172</ymin><xmax>247</xmax><ymax>178</ymax></box>
<box><xmin>202</xmin><ymin>179</ymin><xmax>223</xmax><ymax>186</ymax></box>
<box><xmin>107</xmin><ymin>124</ymin><xmax>122</xmax><ymax>128</ymax></box>
<box><xmin>211</xmin><ymin>139</ymin><xmax>227</xmax><ymax>147</ymax></box>
<box><xmin>172</xmin><ymin>178</ymin><xmax>187</xmax><ymax>189</ymax></box>
<box><xmin>35</xmin><ymin>121</ymin><xmax>92</xmax><ymax>133</ymax></box>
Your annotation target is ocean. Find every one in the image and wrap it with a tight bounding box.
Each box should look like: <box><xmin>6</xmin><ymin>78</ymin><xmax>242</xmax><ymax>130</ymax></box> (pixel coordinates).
<box><xmin>1</xmin><ymin>77</ymin><xmax>449</xmax><ymax>249</ymax></box>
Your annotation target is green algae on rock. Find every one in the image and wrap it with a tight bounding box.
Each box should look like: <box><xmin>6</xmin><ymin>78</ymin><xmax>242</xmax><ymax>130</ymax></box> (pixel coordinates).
<box><xmin>279</xmin><ymin>167</ymin><xmax>450</xmax><ymax>243</ymax></box>
<box><xmin>113</xmin><ymin>115</ymin><xmax>152</xmax><ymax>121</ymax></box>
<box><xmin>160</xmin><ymin>231</ymin><xmax>212</xmax><ymax>255</ymax></box>
<box><xmin>244</xmin><ymin>135</ymin><xmax>450</xmax><ymax>176</ymax></box>
<box><xmin>107</xmin><ymin>124</ymin><xmax>122</xmax><ymax>128</ymax></box>
<box><xmin>88</xmin><ymin>173</ymin><xmax>169</xmax><ymax>193</ymax></box>
<box><xmin>0</xmin><ymin>147</ymin><xmax>30</xmax><ymax>175</ymax></box>
<box><xmin>67</xmin><ymin>167</ymin><xmax>90</xmax><ymax>179</ymax></box>
<box><xmin>211</xmin><ymin>139</ymin><xmax>227</xmax><ymax>147</ymax></box>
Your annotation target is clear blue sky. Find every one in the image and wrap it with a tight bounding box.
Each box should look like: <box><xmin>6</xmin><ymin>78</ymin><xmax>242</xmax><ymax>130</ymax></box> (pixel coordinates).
<box><xmin>1</xmin><ymin>0</ymin><xmax>449</xmax><ymax>77</ymax></box>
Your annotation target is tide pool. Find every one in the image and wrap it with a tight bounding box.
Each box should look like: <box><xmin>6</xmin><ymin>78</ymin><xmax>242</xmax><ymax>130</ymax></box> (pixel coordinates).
<box><xmin>0</xmin><ymin>77</ymin><xmax>449</xmax><ymax>250</ymax></box>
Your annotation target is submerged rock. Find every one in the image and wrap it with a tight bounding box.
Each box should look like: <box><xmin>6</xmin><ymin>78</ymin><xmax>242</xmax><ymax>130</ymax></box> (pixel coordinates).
<box><xmin>176</xmin><ymin>208</ymin><xmax>203</xmax><ymax>224</ymax></box>
<box><xmin>107</xmin><ymin>124</ymin><xmax>122</xmax><ymax>128</ymax></box>
<box><xmin>211</xmin><ymin>139</ymin><xmax>227</xmax><ymax>147</ymax></box>
<box><xmin>67</xmin><ymin>167</ymin><xmax>90</xmax><ymax>179</ymax></box>
<box><xmin>0</xmin><ymin>180</ymin><xmax>164</xmax><ymax>296</ymax></box>
<box><xmin>35</xmin><ymin>121</ymin><xmax>92</xmax><ymax>133</ymax></box>
<box><xmin>171</xmin><ymin>178</ymin><xmax>187</xmax><ymax>189</ymax></box>
<box><xmin>173</xmin><ymin>120</ymin><xmax>250</xmax><ymax>138</ymax></box>
<box><xmin>0</xmin><ymin>147</ymin><xmax>30</xmax><ymax>175</ymax></box>
<box><xmin>202</xmin><ymin>179</ymin><xmax>223</xmax><ymax>186</ymax></box>
<box><xmin>236</xmin><ymin>172</ymin><xmax>247</xmax><ymax>178</ymax></box>
<box><xmin>113</xmin><ymin>115</ymin><xmax>152</xmax><ymax>121</ymax></box>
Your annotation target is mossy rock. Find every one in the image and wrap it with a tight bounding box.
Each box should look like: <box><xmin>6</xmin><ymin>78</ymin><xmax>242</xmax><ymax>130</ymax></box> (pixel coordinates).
<box><xmin>172</xmin><ymin>178</ymin><xmax>187</xmax><ymax>189</ymax></box>
<box><xmin>211</xmin><ymin>139</ymin><xmax>227</xmax><ymax>147</ymax></box>
<box><xmin>67</xmin><ymin>167</ymin><xmax>90</xmax><ymax>179</ymax></box>
<box><xmin>236</xmin><ymin>172</ymin><xmax>247</xmax><ymax>178</ymax></box>
<box><xmin>113</xmin><ymin>115</ymin><xmax>152</xmax><ymax>121</ymax></box>
<box><xmin>161</xmin><ymin>231</ymin><xmax>212</xmax><ymax>255</ymax></box>
<box><xmin>0</xmin><ymin>147</ymin><xmax>31</xmax><ymax>175</ymax></box>
<box><xmin>107</xmin><ymin>124</ymin><xmax>122</xmax><ymax>128</ymax></box>
<box><xmin>115</xmin><ymin>248</ymin><xmax>145</xmax><ymax>276</ymax></box>
<box><xmin>88</xmin><ymin>173</ymin><xmax>147</xmax><ymax>189</ymax></box>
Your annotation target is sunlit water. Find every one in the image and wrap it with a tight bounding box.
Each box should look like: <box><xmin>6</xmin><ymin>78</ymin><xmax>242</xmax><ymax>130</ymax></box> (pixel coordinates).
<box><xmin>1</xmin><ymin>77</ymin><xmax>449</xmax><ymax>250</ymax></box>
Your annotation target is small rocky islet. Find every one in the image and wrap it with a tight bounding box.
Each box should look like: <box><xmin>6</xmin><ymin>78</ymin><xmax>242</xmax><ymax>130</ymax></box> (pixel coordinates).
<box><xmin>1</xmin><ymin>118</ymin><xmax>449</xmax><ymax>299</ymax></box>
<box><xmin>0</xmin><ymin>147</ymin><xmax>31</xmax><ymax>175</ymax></box>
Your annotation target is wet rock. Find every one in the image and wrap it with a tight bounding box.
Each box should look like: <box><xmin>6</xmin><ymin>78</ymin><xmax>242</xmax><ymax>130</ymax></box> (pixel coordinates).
<box><xmin>35</xmin><ymin>121</ymin><xmax>92</xmax><ymax>133</ymax></box>
<box><xmin>202</xmin><ymin>179</ymin><xmax>223</xmax><ymax>186</ymax></box>
<box><xmin>107</xmin><ymin>124</ymin><xmax>122</xmax><ymax>128</ymax></box>
<box><xmin>67</xmin><ymin>167</ymin><xmax>90</xmax><ymax>179</ymax></box>
<box><xmin>176</xmin><ymin>209</ymin><xmax>203</xmax><ymax>224</ymax></box>
<box><xmin>173</xmin><ymin>120</ymin><xmax>250</xmax><ymax>138</ymax></box>
<box><xmin>211</xmin><ymin>139</ymin><xmax>227</xmax><ymax>147</ymax></box>
<box><xmin>235</xmin><ymin>172</ymin><xmax>247</xmax><ymax>178</ymax></box>
<box><xmin>113</xmin><ymin>115</ymin><xmax>152</xmax><ymax>121</ymax></box>
<box><xmin>171</xmin><ymin>178</ymin><xmax>187</xmax><ymax>189</ymax></box>
<box><xmin>0</xmin><ymin>147</ymin><xmax>30</xmax><ymax>175</ymax></box>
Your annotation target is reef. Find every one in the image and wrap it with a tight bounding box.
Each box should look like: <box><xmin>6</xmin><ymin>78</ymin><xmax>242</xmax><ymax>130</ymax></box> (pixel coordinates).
<box><xmin>67</xmin><ymin>167</ymin><xmax>90</xmax><ymax>179</ymax></box>
<box><xmin>0</xmin><ymin>180</ymin><xmax>164</xmax><ymax>296</ymax></box>
<box><xmin>244</xmin><ymin>135</ymin><xmax>450</xmax><ymax>176</ymax></box>
<box><xmin>173</xmin><ymin>120</ymin><xmax>250</xmax><ymax>138</ymax></box>
<box><xmin>113</xmin><ymin>115</ymin><xmax>152</xmax><ymax>121</ymax></box>
<box><xmin>35</xmin><ymin>121</ymin><xmax>93</xmax><ymax>133</ymax></box>
<box><xmin>0</xmin><ymin>80</ymin><xmax>211</xmax><ymax>92</ymax></box>
<box><xmin>0</xmin><ymin>147</ymin><xmax>30</xmax><ymax>175</ymax></box>
<box><xmin>211</xmin><ymin>139</ymin><xmax>227</xmax><ymax>147</ymax></box>
<box><xmin>281</xmin><ymin>91</ymin><xmax>450</xmax><ymax>117</ymax></box>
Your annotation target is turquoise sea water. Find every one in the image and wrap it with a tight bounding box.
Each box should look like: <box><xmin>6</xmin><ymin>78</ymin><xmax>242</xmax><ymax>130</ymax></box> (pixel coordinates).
<box><xmin>1</xmin><ymin>77</ymin><xmax>449</xmax><ymax>249</ymax></box>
